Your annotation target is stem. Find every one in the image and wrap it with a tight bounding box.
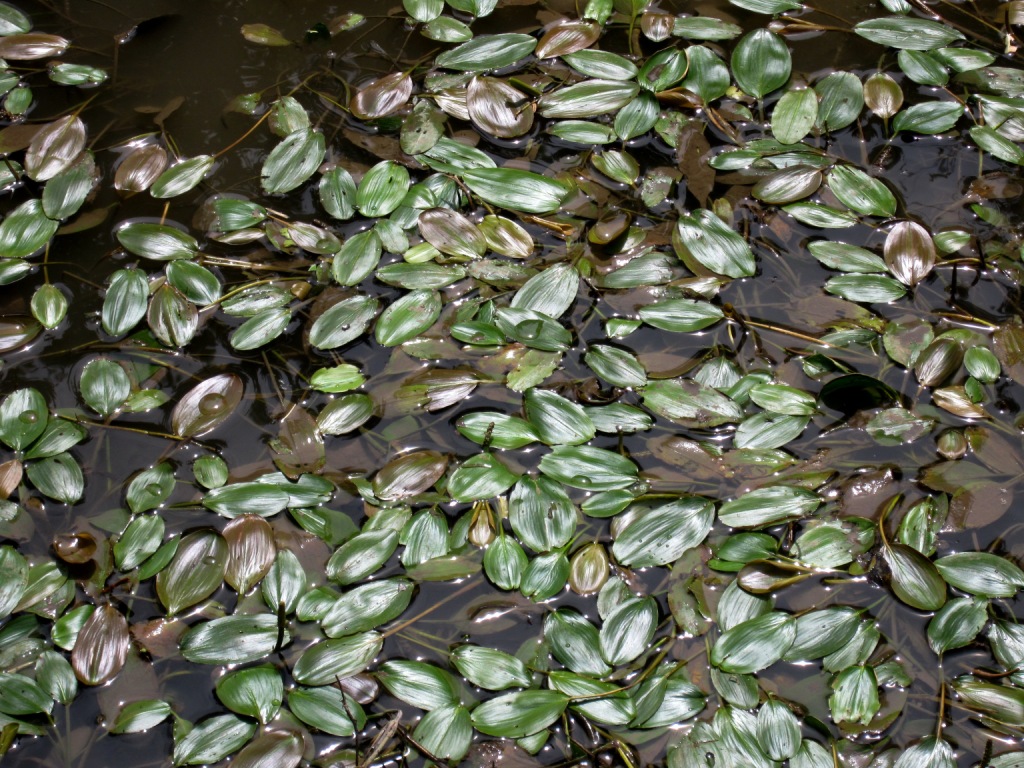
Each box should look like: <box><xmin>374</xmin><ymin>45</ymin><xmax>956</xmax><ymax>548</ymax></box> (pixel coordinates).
<box><xmin>381</xmin><ymin>579</ymin><xmax>476</xmax><ymax>638</ymax></box>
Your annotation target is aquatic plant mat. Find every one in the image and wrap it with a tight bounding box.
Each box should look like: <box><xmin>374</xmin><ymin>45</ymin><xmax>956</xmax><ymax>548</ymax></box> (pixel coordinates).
<box><xmin>1</xmin><ymin>0</ymin><xmax>1024</xmax><ymax>765</ymax></box>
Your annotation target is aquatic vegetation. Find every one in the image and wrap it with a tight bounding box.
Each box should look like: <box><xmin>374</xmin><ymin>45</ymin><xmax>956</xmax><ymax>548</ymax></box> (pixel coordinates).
<box><xmin>1</xmin><ymin>0</ymin><xmax>1024</xmax><ymax>765</ymax></box>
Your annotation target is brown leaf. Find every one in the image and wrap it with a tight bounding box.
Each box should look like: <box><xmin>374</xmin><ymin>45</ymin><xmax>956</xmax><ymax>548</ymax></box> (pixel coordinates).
<box><xmin>114</xmin><ymin>144</ymin><xmax>168</xmax><ymax>193</ymax></box>
<box><xmin>884</xmin><ymin>220</ymin><xmax>937</xmax><ymax>286</ymax></box>
<box><xmin>72</xmin><ymin>604</ymin><xmax>129</xmax><ymax>685</ymax></box>
<box><xmin>223</xmin><ymin>515</ymin><xmax>277</xmax><ymax>594</ymax></box>
<box><xmin>350</xmin><ymin>72</ymin><xmax>413</xmax><ymax>121</ymax></box>
<box><xmin>271</xmin><ymin>404</ymin><xmax>325</xmax><ymax>478</ymax></box>
<box><xmin>467</xmin><ymin>76</ymin><xmax>534</xmax><ymax>138</ymax></box>
<box><xmin>0</xmin><ymin>459</ymin><xmax>22</xmax><ymax>499</ymax></box>
<box><xmin>994</xmin><ymin>319</ymin><xmax>1024</xmax><ymax>385</ymax></box>
<box><xmin>535</xmin><ymin>20</ymin><xmax>600</xmax><ymax>59</ymax></box>
<box><xmin>0</xmin><ymin>33</ymin><xmax>68</xmax><ymax>59</ymax></box>
<box><xmin>171</xmin><ymin>373</ymin><xmax>244</xmax><ymax>437</ymax></box>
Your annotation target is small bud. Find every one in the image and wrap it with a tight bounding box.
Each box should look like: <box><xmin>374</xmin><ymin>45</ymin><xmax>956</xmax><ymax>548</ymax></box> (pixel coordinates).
<box><xmin>937</xmin><ymin>428</ymin><xmax>967</xmax><ymax>460</ymax></box>
<box><xmin>468</xmin><ymin>501</ymin><xmax>495</xmax><ymax>548</ymax></box>
<box><xmin>569</xmin><ymin>542</ymin><xmax>609</xmax><ymax>596</ymax></box>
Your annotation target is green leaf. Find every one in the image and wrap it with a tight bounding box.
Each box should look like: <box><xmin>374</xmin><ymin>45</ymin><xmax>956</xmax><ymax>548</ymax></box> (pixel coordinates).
<box><xmin>600</xmin><ymin>595</ymin><xmax>658</xmax><ymax>665</ymax></box>
<box><xmin>829</xmin><ymin>666</ymin><xmax>880</xmax><ymax>725</ymax></box>
<box><xmin>734</xmin><ymin>413</ymin><xmax>809</xmax><ymax>449</ymax></box>
<box><xmin>884</xmin><ymin>543</ymin><xmax>947</xmax><ymax>610</ymax></box>
<box><xmin>203</xmin><ymin>482</ymin><xmax>289</xmax><ymax>518</ymax></box>
<box><xmin>292</xmin><ymin>632</ymin><xmax>383</xmax><ymax>685</ymax></box>
<box><xmin>752</xmin><ymin>166</ymin><xmax>822</xmax><ymax>204</ymax></box>
<box><xmin>815</xmin><ymin>71</ymin><xmax>864</xmax><ymax>131</ymax></box>
<box><xmin>783</xmin><ymin>606</ymin><xmax>862</xmax><ymax>661</ymax></box>
<box><xmin>355</xmin><ymin>161</ymin><xmax>410</xmax><ymax>217</ymax></box>
<box><xmin>537</xmin><ymin>79</ymin><xmax>641</xmax><ymax>118</ymax></box>
<box><xmin>166</xmin><ymin>260</ymin><xmax>220</xmax><ymax>305</ymax></box>
<box><xmin>322</xmin><ymin>577</ymin><xmax>413</xmax><ymax>637</ymax></box>
<box><xmin>538</xmin><ymin>444</ymin><xmax>638</xmax><ymax>490</ymax></box>
<box><xmin>731</xmin><ymin>29</ymin><xmax>791</xmax><ymax>99</ymax></box>
<box><xmin>125</xmin><ymin>462</ymin><xmax>174</xmax><ymax>515</ymax></box>
<box><xmin>510</xmin><ymin>263</ymin><xmax>579</xmax><ymax>318</ymax></box>
<box><xmin>42</xmin><ymin>151</ymin><xmax>96</xmax><ymax>220</ymax></box>
<box><xmin>156</xmin><ymin>529</ymin><xmax>227</xmax><ymax>615</ymax></box>
<box><xmin>674</xmin><ymin>209</ymin><xmax>756</xmax><ymax>278</ymax></box>
<box><xmin>374</xmin><ymin>289</ymin><xmax>440</xmax><ymax>346</ymax></box>
<box><xmin>462</xmin><ymin>167</ymin><xmax>572</xmax><ymax>214</ymax></box>
<box><xmin>730</xmin><ymin>0</ymin><xmax>801</xmax><ymax>11</ymax></box>
<box><xmin>585</xmin><ymin>344</ymin><xmax>647</xmax><ymax>388</ymax></box>
<box><xmin>508</xmin><ymin>476</ymin><xmax>576</xmax><ymax>552</ymax></box>
<box><xmin>117</xmin><ymin>222</ymin><xmax>198</xmax><ymax>261</ymax></box>
<box><xmin>326</xmin><ymin>528</ymin><xmax>396</xmax><ymax>583</ymax></box>
<box><xmin>26</xmin><ymin>451</ymin><xmax>83</xmax><ymax>504</ymax></box>
<box><xmin>524</xmin><ymin>388</ymin><xmax>594</xmax><ymax>446</ymax></box>
<box><xmin>413</xmin><ymin>705</ymin><xmax>472</xmax><ymax>762</ymax></box>
<box><xmin>79</xmin><ymin>358</ymin><xmax>130</xmax><ymax>417</ymax></box>
<box><xmin>562</xmin><ymin>49</ymin><xmax>638</xmax><ymax>80</ymax></box>
<box><xmin>643</xmin><ymin>378</ymin><xmax>743</xmax><ymax>427</ymax></box>
<box><xmin>229</xmin><ymin>306</ymin><xmax>290</xmax><ymax>351</ymax></box>
<box><xmin>451</xmin><ymin>645</ymin><xmax>532</xmax><ymax>690</ymax></box>
<box><xmin>719</xmin><ymin>485</ymin><xmax>819</xmax><ymax>528</ymax></box>
<box><xmin>0</xmin><ymin>387</ymin><xmax>47</xmax><ymax>450</ymax></box>
<box><xmin>613</xmin><ymin>497</ymin><xmax>714</xmax><ymax>567</ymax></box>
<box><xmin>934</xmin><ymin>552</ymin><xmax>1024</xmax><ymax>597</ymax></box>
<box><xmin>0</xmin><ymin>673</ymin><xmax>52</xmax><ymax>715</ymax></box>
<box><xmin>756</xmin><ymin>698</ymin><xmax>801</xmax><ymax>761</ymax></box>
<box><xmin>261</xmin><ymin>128</ymin><xmax>325</xmax><ymax>194</ymax></box>
<box><xmin>854</xmin><ymin>16</ymin><xmax>964</xmax><ymax>50</ymax></box>
<box><xmin>0</xmin><ymin>4</ymin><xmax>31</xmax><ymax>35</ymax></box>
<box><xmin>150</xmin><ymin>155</ymin><xmax>214</xmax><ymax>198</ymax></box>
<box><xmin>679</xmin><ymin>45</ymin><xmax>730</xmax><ymax>104</ymax></box>
<box><xmin>470</xmin><ymin>690</ymin><xmax>569</xmax><ymax>738</ymax></box>
<box><xmin>172</xmin><ymin>714</ymin><xmax>256</xmax><ymax>766</ymax></box>
<box><xmin>215</xmin><ymin>665</ymin><xmax>282</xmax><ymax>723</ymax></box>
<box><xmin>483</xmin><ymin>535</ymin><xmax>527</xmax><ymax>590</ymax></box>
<box><xmin>377</xmin><ymin>659</ymin><xmax>459</xmax><ymax>710</ymax></box>
<box><xmin>892</xmin><ymin>101</ymin><xmax>962</xmax><ymax>134</ymax></box>
<box><xmin>422</xmin><ymin>15</ymin><xmax>473</xmax><ymax>42</ymax></box>
<box><xmin>639</xmin><ymin>298</ymin><xmax>724</xmax><ymax>332</ymax></box>
<box><xmin>828</xmin><ymin>165</ymin><xmax>896</xmax><ymax>217</ymax></box>
<box><xmin>0</xmin><ymin>199</ymin><xmax>58</xmax><ymax>257</ymax></box>
<box><xmin>928</xmin><ymin>596</ymin><xmax>988</xmax><ymax>654</ymax></box>
<box><xmin>899</xmin><ymin>49</ymin><xmax>949</xmax><ymax>86</ymax></box>
<box><xmin>638</xmin><ymin>47</ymin><xmax>688</xmax><ymax>91</ymax></box>
<box><xmin>435</xmin><ymin>33</ymin><xmax>536</xmax><ymax>71</ymax></box>
<box><xmin>111</xmin><ymin>699</ymin><xmax>173</xmax><ymax>734</ymax></box>
<box><xmin>807</xmin><ymin>240</ymin><xmax>887</xmax><ymax>273</ymax></box>
<box><xmin>951</xmin><ymin>679</ymin><xmax>1024</xmax><ymax>727</ymax></box>
<box><xmin>971</xmin><ymin>124</ymin><xmax>1024</xmax><ymax>164</ymax></box>
<box><xmin>0</xmin><ymin>546</ymin><xmax>27</xmax><ymax>619</ymax></box>
<box><xmin>711</xmin><ymin>611</ymin><xmax>796</xmax><ymax>673</ymax></box>
<box><xmin>825</xmin><ymin>274</ymin><xmax>907</xmax><ymax>303</ymax></box>
<box><xmin>288</xmin><ymin>686</ymin><xmax>365</xmax><ymax>736</ymax></box>
<box><xmin>102</xmin><ymin>268</ymin><xmax>148</xmax><ymax>336</ymax></box>
<box><xmin>457</xmin><ymin>411</ymin><xmax>538</xmax><ymax>449</ymax></box>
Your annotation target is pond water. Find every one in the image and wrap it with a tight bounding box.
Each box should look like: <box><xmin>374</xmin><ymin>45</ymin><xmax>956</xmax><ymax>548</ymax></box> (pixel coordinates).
<box><xmin>1</xmin><ymin>0</ymin><xmax>1024</xmax><ymax>766</ymax></box>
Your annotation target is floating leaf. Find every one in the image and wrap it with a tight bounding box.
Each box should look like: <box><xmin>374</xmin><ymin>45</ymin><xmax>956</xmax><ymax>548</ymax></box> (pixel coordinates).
<box><xmin>171</xmin><ymin>373</ymin><xmax>243</xmax><ymax>437</ymax></box>
<box><xmin>731</xmin><ymin>29</ymin><xmax>791</xmax><ymax>99</ymax></box>
<box><xmin>172</xmin><ymin>715</ymin><xmax>256</xmax><ymax>766</ymax></box>
<box><xmin>71</xmin><ymin>604</ymin><xmax>129</xmax><ymax>685</ymax></box>
<box><xmin>180</xmin><ymin>614</ymin><xmax>285</xmax><ymax>665</ymax></box>
<box><xmin>436</xmin><ymin>32</ymin><xmax>536</xmax><ymax>71</ymax></box>
<box><xmin>262</xmin><ymin>128</ymin><xmax>325</xmax><ymax>194</ymax></box>
<box><xmin>854</xmin><ymin>17</ymin><xmax>964</xmax><ymax>51</ymax></box>
<box><xmin>156</xmin><ymin>529</ymin><xmax>227</xmax><ymax>615</ymax></box>
<box><xmin>470</xmin><ymin>690</ymin><xmax>569</xmax><ymax>738</ymax></box>
<box><xmin>885</xmin><ymin>220</ymin><xmax>936</xmax><ymax>286</ymax></box>
<box><xmin>150</xmin><ymin>155</ymin><xmax>214</xmax><ymax>198</ymax></box>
